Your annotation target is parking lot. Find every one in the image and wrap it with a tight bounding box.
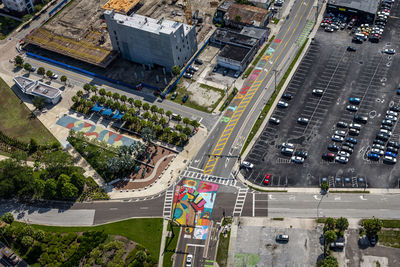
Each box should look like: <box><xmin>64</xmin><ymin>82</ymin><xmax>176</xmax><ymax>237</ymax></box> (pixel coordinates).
<box><xmin>242</xmin><ymin>4</ymin><xmax>400</xmax><ymax>188</ymax></box>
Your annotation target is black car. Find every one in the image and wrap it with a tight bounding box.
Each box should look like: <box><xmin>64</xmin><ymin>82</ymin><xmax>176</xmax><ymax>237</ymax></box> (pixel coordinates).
<box><xmin>349</xmin><ymin>128</ymin><xmax>360</xmax><ymax>136</ymax></box>
<box><xmin>295</xmin><ymin>151</ymin><xmax>308</xmax><ymax>158</ymax></box>
<box><xmin>337</xmin><ymin>121</ymin><xmax>348</xmax><ymax>128</ymax></box>
<box><xmin>328</xmin><ymin>144</ymin><xmax>340</xmax><ymax>152</ymax></box>
<box><xmin>377</xmin><ymin>133</ymin><xmax>389</xmax><ymax>141</ymax></box>
<box><xmin>354</xmin><ymin>115</ymin><xmax>368</xmax><ymax>124</ymax></box>
<box><xmin>343</xmin><ymin>142</ymin><xmax>354</xmax><ymax>149</ymax></box>
<box><xmin>347</xmin><ymin>46</ymin><xmax>357</xmax><ymax>52</ymax></box>
<box><xmin>388</xmin><ymin>141</ymin><xmax>400</xmax><ymax>148</ymax></box>
<box><xmin>373</xmin><ymin>139</ymin><xmax>386</xmax><ymax>146</ymax></box>
<box><xmin>182</xmin><ymin>94</ymin><xmax>189</xmax><ymax>103</ymax></box>
<box><xmin>381</xmin><ymin>125</ymin><xmax>392</xmax><ymax>131</ymax></box>
<box><xmin>195</xmin><ymin>59</ymin><xmax>203</xmax><ymax>65</ymax></box>
<box><xmin>390</xmin><ymin>105</ymin><xmax>400</xmax><ymax>112</ymax></box>
<box><xmin>282</xmin><ymin>93</ymin><xmax>293</xmax><ymax>100</ymax></box>
<box><xmin>387</xmin><ymin>146</ymin><xmax>399</xmax><ymax>153</ymax></box>
<box><xmin>341</xmin><ymin>146</ymin><xmax>353</xmax><ymax>154</ymax></box>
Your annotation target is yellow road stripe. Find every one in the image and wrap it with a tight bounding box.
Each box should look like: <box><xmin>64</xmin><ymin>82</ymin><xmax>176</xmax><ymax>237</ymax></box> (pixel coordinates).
<box><xmin>203</xmin><ymin>0</ymin><xmax>311</xmax><ymax>174</ymax></box>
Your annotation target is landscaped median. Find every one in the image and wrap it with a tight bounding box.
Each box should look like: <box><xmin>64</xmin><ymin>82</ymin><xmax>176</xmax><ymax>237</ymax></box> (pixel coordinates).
<box><xmin>162</xmin><ymin>221</ymin><xmax>180</xmax><ymax>267</ymax></box>
<box><xmin>241</xmin><ymin>38</ymin><xmax>309</xmax><ymax>155</ymax></box>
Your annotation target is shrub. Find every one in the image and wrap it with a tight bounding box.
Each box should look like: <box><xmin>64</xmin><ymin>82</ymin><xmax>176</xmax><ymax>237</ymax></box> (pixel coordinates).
<box><xmin>1</xmin><ymin>212</ymin><xmax>14</xmax><ymax>224</ymax></box>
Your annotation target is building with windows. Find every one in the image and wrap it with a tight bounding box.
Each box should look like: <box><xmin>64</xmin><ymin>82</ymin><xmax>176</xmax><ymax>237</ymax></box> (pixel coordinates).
<box><xmin>3</xmin><ymin>0</ymin><xmax>34</xmax><ymax>13</ymax></box>
<box><xmin>327</xmin><ymin>0</ymin><xmax>380</xmax><ymax>23</ymax></box>
<box><xmin>14</xmin><ymin>76</ymin><xmax>62</xmax><ymax>104</ymax></box>
<box><xmin>104</xmin><ymin>10</ymin><xmax>198</xmax><ymax>71</ymax></box>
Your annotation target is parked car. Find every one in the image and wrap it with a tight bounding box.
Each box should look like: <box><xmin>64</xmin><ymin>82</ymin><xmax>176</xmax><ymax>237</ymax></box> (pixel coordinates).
<box><xmin>322</xmin><ymin>153</ymin><xmax>335</xmax><ymax>160</ymax></box>
<box><xmin>337</xmin><ymin>121</ymin><xmax>348</xmax><ymax>128</ymax></box>
<box><xmin>347</xmin><ymin>46</ymin><xmax>357</xmax><ymax>52</ymax></box>
<box><xmin>346</xmin><ymin>137</ymin><xmax>357</xmax><ymax>144</ymax></box>
<box><xmin>277</xmin><ymin>101</ymin><xmax>289</xmax><ymax>108</ymax></box>
<box><xmin>383</xmin><ymin>155</ymin><xmax>396</xmax><ymax>164</ymax></box>
<box><xmin>291</xmin><ymin>156</ymin><xmax>304</xmax><ymax>164</ymax></box>
<box><xmin>313</xmin><ymin>89</ymin><xmax>323</xmax><ymax>96</ymax></box>
<box><xmin>241</xmin><ymin>161</ymin><xmax>254</xmax><ymax>169</ymax></box>
<box><xmin>282</xmin><ymin>93</ymin><xmax>293</xmax><ymax>100</ymax></box>
<box><xmin>297</xmin><ymin>117</ymin><xmax>309</xmax><ymax>125</ymax></box>
<box><xmin>171</xmin><ymin>92</ymin><xmax>178</xmax><ymax>100</ymax></box>
<box><xmin>276</xmin><ymin>234</ymin><xmax>289</xmax><ymax>242</ymax></box>
<box><xmin>349</xmin><ymin>97</ymin><xmax>361</xmax><ymax>104</ymax></box>
<box><xmin>349</xmin><ymin>128</ymin><xmax>360</xmax><ymax>136</ymax></box>
<box><xmin>263</xmin><ymin>174</ymin><xmax>271</xmax><ymax>184</ymax></box>
<box><xmin>383</xmin><ymin>48</ymin><xmax>396</xmax><ymax>54</ymax></box>
<box><xmin>269</xmin><ymin>117</ymin><xmax>280</xmax><ymax>125</ymax></box>
<box><xmin>354</xmin><ymin>115</ymin><xmax>368</xmax><ymax>124</ymax></box>
<box><xmin>281</xmin><ymin>147</ymin><xmax>294</xmax><ymax>156</ymax></box>
<box><xmin>346</xmin><ymin>105</ymin><xmax>358</xmax><ymax>112</ymax></box>
<box><xmin>332</xmin><ymin>135</ymin><xmax>344</xmax><ymax>142</ymax></box>
<box><xmin>335</xmin><ymin>156</ymin><xmax>349</xmax><ymax>164</ymax></box>
<box><xmin>182</xmin><ymin>94</ymin><xmax>189</xmax><ymax>103</ymax></box>
<box><xmin>368</xmin><ymin>153</ymin><xmax>380</xmax><ymax>161</ymax></box>
<box><xmin>51</xmin><ymin>73</ymin><xmax>58</xmax><ymax>79</ymax></box>
<box><xmin>295</xmin><ymin>151</ymin><xmax>308</xmax><ymax>158</ymax></box>
<box><xmin>282</xmin><ymin>143</ymin><xmax>294</xmax><ymax>149</ymax></box>
<box><xmin>387</xmin><ymin>141</ymin><xmax>400</xmax><ymax>148</ymax></box>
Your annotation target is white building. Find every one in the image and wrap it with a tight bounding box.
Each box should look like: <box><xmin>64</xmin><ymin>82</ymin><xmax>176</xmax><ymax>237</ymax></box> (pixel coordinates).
<box><xmin>3</xmin><ymin>0</ymin><xmax>34</xmax><ymax>13</ymax></box>
<box><xmin>14</xmin><ymin>76</ymin><xmax>62</xmax><ymax>104</ymax></box>
<box><xmin>104</xmin><ymin>10</ymin><xmax>198</xmax><ymax>70</ymax></box>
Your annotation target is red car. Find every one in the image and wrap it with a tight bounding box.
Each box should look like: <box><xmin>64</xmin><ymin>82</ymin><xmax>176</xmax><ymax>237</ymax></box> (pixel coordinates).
<box><xmin>263</xmin><ymin>174</ymin><xmax>271</xmax><ymax>185</ymax></box>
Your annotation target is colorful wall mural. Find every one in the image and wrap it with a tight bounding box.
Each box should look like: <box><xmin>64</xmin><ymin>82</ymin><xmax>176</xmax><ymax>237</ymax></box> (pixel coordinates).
<box><xmin>173</xmin><ymin>179</ymin><xmax>219</xmax><ymax>240</ymax></box>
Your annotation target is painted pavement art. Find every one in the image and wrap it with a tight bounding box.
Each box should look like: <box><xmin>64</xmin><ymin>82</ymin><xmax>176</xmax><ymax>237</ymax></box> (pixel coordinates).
<box><xmin>56</xmin><ymin>115</ymin><xmax>137</xmax><ymax>147</ymax></box>
<box><xmin>173</xmin><ymin>179</ymin><xmax>218</xmax><ymax>240</ymax></box>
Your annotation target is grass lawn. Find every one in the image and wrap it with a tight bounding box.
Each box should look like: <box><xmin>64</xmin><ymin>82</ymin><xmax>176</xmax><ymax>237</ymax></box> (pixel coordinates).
<box><xmin>0</xmin><ymin>77</ymin><xmax>57</xmax><ymax>144</ymax></box>
<box><xmin>381</xmin><ymin>220</ymin><xmax>400</xmax><ymax>229</ymax></box>
<box><xmin>163</xmin><ymin>222</ymin><xmax>180</xmax><ymax>267</ymax></box>
<box><xmin>167</xmin><ymin>82</ymin><xmax>225</xmax><ymax>113</ymax></box>
<box><xmin>17</xmin><ymin>218</ymin><xmax>163</xmax><ymax>262</ymax></box>
<box><xmin>0</xmin><ymin>16</ymin><xmax>21</xmax><ymax>40</ymax></box>
<box><xmin>378</xmin><ymin>230</ymin><xmax>400</xmax><ymax>248</ymax></box>
<box><xmin>216</xmin><ymin>229</ymin><xmax>231</xmax><ymax>267</ymax></box>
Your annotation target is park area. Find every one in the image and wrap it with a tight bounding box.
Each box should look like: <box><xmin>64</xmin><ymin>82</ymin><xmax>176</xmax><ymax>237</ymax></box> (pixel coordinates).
<box><xmin>0</xmin><ymin>16</ymin><xmax>20</xmax><ymax>40</ymax></box>
<box><xmin>0</xmin><ymin>76</ymin><xmax>56</xmax><ymax>150</ymax></box>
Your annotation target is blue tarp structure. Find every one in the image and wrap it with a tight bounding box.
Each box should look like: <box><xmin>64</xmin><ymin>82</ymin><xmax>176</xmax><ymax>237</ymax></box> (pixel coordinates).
<box><xmin>91</xmin><ymin>102</ymin><xmax>103</xmax><ymax>112</ymax></box>
<box><xmin>112</xmin><ymin>110</ymin><xmax>120</xmax><ymax>119</ymax></box>
<box><xmin>115</xmin><ymin>113</ymin><xmax>124</xmax><ymax>120</ymax></box>
<box><xmin>102</xmin><ymin>108</ymin><xmax>113</xmax><ymax>116</ymax></box>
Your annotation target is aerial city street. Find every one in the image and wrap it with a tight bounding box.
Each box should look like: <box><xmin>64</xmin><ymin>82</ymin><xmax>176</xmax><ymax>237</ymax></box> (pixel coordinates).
<box><xmin>0</xmin><ymin>0</ymin><xmax>400</xmax><ymax>266</ymax></box>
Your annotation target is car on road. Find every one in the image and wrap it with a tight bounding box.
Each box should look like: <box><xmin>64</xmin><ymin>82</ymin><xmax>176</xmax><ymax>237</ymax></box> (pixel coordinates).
<box><xmin>349</xmin><ymin>97</ymin><xmax>361</xmax><ymax>104</ymax></box>
<box><xmin>295</xmin><ymin>151</ymin><xmax>308</xmax><ymax>158</ymax></box>
<box><xmin>332</xmin><ymin>135</ymin><xmax>344</xmax><ymax>142</ymax></box>
<box><xmin>276</xmin><ymin>234</ymin><xmax>289</xmax><ymax>242</ymax></box>
<box><xmin>383</xmin><ymin>48</ymin><xmax>396</xmax><ymax>54</ymax></box>
<box><xmin>346</xmin><ymin>105</ymin><xmax>358</xmax><ymax>112</ymax></box>
<box><xmin>388</xmin><ymin>141</ymin><xmax>400</xmax><ymax>148</ymax></box>
<box><xmin>371</xmin><ymin>148</ymin><xmax>384</xmax><ymax>156</ymax></box>
<box><xmin>337</xmin><ymin>121</ymin><xmax>348</xmax><ymax>128</ymax></box>
<box><xmin>335</xmin><ymin>130</ymin><xmax>346</xmax><ymax>137</ymax></box>
<box><xmin>382</xmin><ymin>119</ymin><xmax>393</xmax><ymax>126</ymax></box>
<box><xmin>297</xmin><ymin>117</ymin><xmax>309</xmax><ymax>125</ymax></box>
<box><xmin>171</xmin><ymin>92</ymin><xmax>178</xmax><ymax>100</ymax></box>
<box><xmin>281</xmin><ymin>147</ymin><xmax>294</xmax><ymax>156</ymax></box>
<box><xmin>186</xmin><ymin>254</ymin><xmax>193</xmax><ymax>266</ymax></box>
<box><xmin>182</xmin><ymin>94</ymin><xmax>189</xmax><ymax>103</ymax></box>
<box><xmin>277</xmin><ymin>101</ymin><xmax>289</xmax><ymax>108</ymax></box>
<box><xmin>312</xmin><ymin>89</ymin><xmax>323</xmax><ymax>96</ymax></box>
<box><xmin>282</xmin><ymin>93</ymin><xmax>293</xmax><ymax>100</ymax></box>
<box><xmin>368</xmin><ymin>153</ymin><xmax>380</xmax><ymax>161</ymax></box>
<box><xmin>269</xmin><ymin>117</ymin><xmax>280</xmax><ymax>125</ymax></box>
<box><xmin>354</xmin><ymin>115</ymin><xmax>368</xmax><ymax>124</ymax></box>
<box><xmin>328</xmin><ymin>144</ymin><xmax>340</xmax><ymax>151</ymax></box>
<box><xmin>322</xmin><ymin>153</ymin><xmax>335</xmax><ymax>160</ymax></box>
<box><xmin>335</xmin><ymin>156</ymin><xmax>348</xmax><ymax>164</ymax></box>
<box><xmin>346</xmin><ymin>137</ymin><xmax>357</xmax><ymax>144</ymax></box>
<box><xmin>291</xmin><ymin>156</ymin><xmax>304</xmax><ymax>164</ymax></box>
<box><xmin>349</xmin><ymin>128</ymin><xmax>360</xmax><ymax>136</ymax></box>
<box><xmin>241</xmin><ymin>161</ymin><xmax>254</xmax><ymax>169</ymax></box>
<box><xmin>383</xmin><ymin>155</ymin><xmax>396</xmax><ymax>164</ymax></box>
<box><xmin>51</xmin><ymin>73</ymin><xmax>58</xmax><ymax>79</ymax></box>
<box><xmin>347</xmin><ymin>46</ymin><xmax>357</xmax><ymax>52</ymax></box>
<box><xmin>282</xmin><ymin>143</ymin><xmax>294</xmax><ymax>149</ymax></box>
<box><xmin>264</xmin><ymin>174</ymin><xmax>271</xmax><ymax>184</ymax></box>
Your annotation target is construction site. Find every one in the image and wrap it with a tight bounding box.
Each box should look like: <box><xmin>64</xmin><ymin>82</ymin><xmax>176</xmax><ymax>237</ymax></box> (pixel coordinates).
<box><xmin>23</xmin><ymin>0</ymin><xmax>219</xmax><ymax>89</ymax></box>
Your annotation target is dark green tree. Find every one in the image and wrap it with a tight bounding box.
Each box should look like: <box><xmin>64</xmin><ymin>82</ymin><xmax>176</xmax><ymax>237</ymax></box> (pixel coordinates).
<box><xmin>21</xmin><ymin>236</ymin><xmax>34</xmax><ymax>248</ymax></box>
<box><xmin>46</xmin><ymin>70</ymin><xmax>53</xmax><ymax>79</ymax></box>
<box><xmin>319</xmin><ymin>255</ymin><xmax>338</xmax><ymax>267</ymax></box>
<box><xmin>23</xmin><ymin>63</ymin><xmax>32</xmax><ymax>72</ymax></box>
<box><xmin>1</xmin><ymin>212</ymin><xmax>14</xmax><ymax>224</ymax></box>
<box><xmin>336</xmin><ymin>217</ymin><xmax>349</xmax><ymax>233</ymax></box>
<box><xmin>61</xmin><ymin>183</ymin><xmax>78</xmax><ymax>199</ymax></box>
<box><xmin>363</xmin><ymin>218</ymin><xmax>383</xmax><ymax>238</ymax></box>
<box><xmin>60</xmin><ymin>75</ymin><xmax>67</xmax><ymax>85</ymax></box>
<box><xmin>32</xmin><ymin>96</ymin><xmax>46</xmax><ymax>110</ymax></box>
<box><xmin>14</xmin><ymin>55</ymin><xmax>24</xmax><ymax>67</ymax></box>
<box><xmin>171</xmin><ymin>65</ymin><xmax>181</xmax><ymax>76</ymax></box>
<box><xmin>37</xmin><ymin>67</ymin><xmax>45</xmax><ymax>77</ymax></box>
<box><xmin>324</xmin><ymin>230</ymin><xmax>337</xmax><ymax>250</ymax></box>
<box><xmin>43</xmin><ymin>179</ymin><xmax>57</xmax><ymax>199</ymax></box>
<box><xmin>70</xmin><ymin>172</ymin><xmax>85</xmax><ymax>192</ymax></box>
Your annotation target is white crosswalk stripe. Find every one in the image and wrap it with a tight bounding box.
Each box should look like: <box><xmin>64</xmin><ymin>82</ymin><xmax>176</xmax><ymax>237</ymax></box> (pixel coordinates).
<box><xmin>232</xmin><ymin>188</ymin><xmax>248</xmax><ymax>217</ymax></box>
<box><xmin>163</xmin><ymin>189</ymin><xmax>175</xmax><ymax>219</ymax></box>
<box><xmin>180</xmin><ymin>170</ymin><xmax>238</xmax><ymax>187</ymax></box>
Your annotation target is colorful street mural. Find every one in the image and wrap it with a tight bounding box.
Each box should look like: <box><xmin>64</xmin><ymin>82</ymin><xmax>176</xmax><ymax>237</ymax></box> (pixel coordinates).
<box><xmin>173</xmin><ymin>179</ymin><xmax>218</xmax><ymax>240</ymax></box>
<box><xmin>56</xmin><ymin>115</ymin><xmax>137</xmax><ymax>147</ymax></box>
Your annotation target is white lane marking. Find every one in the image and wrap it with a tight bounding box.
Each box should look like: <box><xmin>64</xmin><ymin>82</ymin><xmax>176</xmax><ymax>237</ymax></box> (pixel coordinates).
<box><xmin>360</xmin><ymin>195</ymin><xmax>367</xmax><ymax>201</ymax></box>
<box><xmin>268</xmin><ymin>195</ymin><xmax>275</xmax><ymax>200</ymax></box>
<box><xmin>313</xmin><ymin>195</ymin><xmax>321</xmax><ymax>200</ymax></box>
<box><xmin>140</xmin><ymin>207</ymin><xmax>149</xmax><ymax>209</ymax></box>
<box><xmin>109</xmin><ymin>208</ymin><xmax>118</xmax><ymax>210</ymax></box>
<box><xmin>252</xmin><ymin>193</ymin><xmax>255</xmax><ymax>217</ymax></box>
<box><xmin>334</xmin><ymin>196</ymin><xmax>341</xmax><ymax>201</ymax></box>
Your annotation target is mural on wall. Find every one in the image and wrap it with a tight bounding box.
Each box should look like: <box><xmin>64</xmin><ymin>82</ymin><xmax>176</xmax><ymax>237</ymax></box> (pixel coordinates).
<box><xmin>57</xmin><ymin>115</ymin><xmax>137</xmax><ymax>147</ymax></box>
<box><xmin>172</xmin><ymin>179</ymin><xmax>219</xmax><ymax>240</ymax></box>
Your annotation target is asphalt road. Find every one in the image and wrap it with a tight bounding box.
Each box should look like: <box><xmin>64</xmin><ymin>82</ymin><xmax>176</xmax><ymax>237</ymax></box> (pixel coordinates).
<box><xmin>191</xmin><ymin>0</ymin><xmax>316</xmax><ymax>177</ymax></box>
<box><xmin>242</xmin><ymin>2</ymin><xmax>400</xmax><ymax>188</ymax></box>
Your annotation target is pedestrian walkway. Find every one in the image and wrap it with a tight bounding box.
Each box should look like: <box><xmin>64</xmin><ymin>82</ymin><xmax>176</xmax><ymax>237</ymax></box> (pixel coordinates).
<box><xmin>180</xmin><ymin>169</ymin><xmax>238</xmax><ymax>187</ymax></box>
<box><xmin>232</xmin><ymin>188</ymin><xmax>248</xmax><ymax>217</ymax></box>
<box><xmin>163</xmin><ymin>188</ymin><xmax>175</xmax><ymax>219</ymax></box>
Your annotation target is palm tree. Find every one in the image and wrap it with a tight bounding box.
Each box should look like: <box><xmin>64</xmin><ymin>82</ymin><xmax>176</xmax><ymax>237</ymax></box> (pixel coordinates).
<box><xmin>151</xmin><ymin>114</ymin><xmax>158</xmax><ymax>122</ymax></box>
<box><xmin>86</xmin><ymin>101</ymin><xmax>94</xmax><ymax>108</ymax></box>
<box><xmin>154</xmin><ymin>124</ymin><xmax>162</xmax><ymax>135</ymax></box>
<box><xmin>190</xmin><ymin>119</ymin><xmax>200</xmax><ymax>129</ymax></box>
<box><xmin>128</xmin><ymin>97</ymin><xmax>134</xmax><ymax>107</ymax></box>
<box><xmin>139</xmin><ymin>119</ymin><xmax>147</xmax><ymax>131</ymax></box>
<box><xmin>112</xmin><ymin>92</ymin><xmax>120</xmax><ymax>102</ymax></box>
<box><xmin>134</xmin><ymin>99</ymin><xmax>142</xmax><ymax>111</ymax></box>
<box><xmin>120</xmin><ymin>104</ymin><xmax>128</xmax><ymax>113</ymax></box>
<box><xmin>166</xmin><ymin>110</ymin><xmax>172</xmax><ymax>121</ymax></box>
<box><xmin>83</xmin><ymin>83</ymin><xmax>91</xmax><ymax>93</ymax></box>
<box><xmin>175</xmin><ymin>114</ymin><xmax>182</xmax><ymax>122</ymax></box>
<box><xmin>99</xmin><ymin>88</ymin><xmax>106</xmax><ymax>96</ymax></box>
<box><xmin>120</xmin><ymin>95</ymin><xmax>127</xmax><ymax>103</ymax></box>
<box><xmin>143</xmin><ymin>112</ymin><xmax>151</xmax><ymax>120</ymax></box>
<box><xmin>112</xmin><ymin>101</ymin><xmax>121</xmax><ymax>110</ymax></box>
<box><xmin>76</xmin><ymin>90</ymin><xmax>84</xmax><ymax>97</ymax></box>
<box><xmin>122</xmin><ymin>113</ymin><xmax>130</xmax><ymax>122</ymax></box>
<box><xmin>91</xmin><ymin>86</ymin><xmax>98</xmax><ymax>95</ymax></box>
<box><xmin>23</xmin><ymin>63</ymin><xmax>32</xmax><ymax>73</ymax></box>
<box><xmin>91</xmin><ymin>95</ymin><xmax>99</xmax><ymax>102</ymax></box>
<box><xmin>131</xmin><ymin>116</ymin><xmax>139</xmax><ymax>125</ymax></box>
<box><xmin>106</xmin><ymin>91</ymin><xmax>112</xmax><ymax>98</ymax></box>
<box><xmin>180</xmin><ymin>133</ymin><xmax>188</xmax><ymax>143</ymax></box>
<box><xmin>159</xmin><ymin>117</ymin><xmax>167</xmax><ymax>126</ymax></box>
<box><xmin>176</xmin><ymin>124</ymin><xmax>183</xmax><ymax>132</ymax></box>
<box><xmin>150</xmin><ymin>105</ymin><xmax>158</xmax><ymax>114</ymax></box>
<box><xmin>60</xmin><ymin>75</ymin><xmax>67</xmax><ymax>85</ymax></box>
<box><xmin>71</xmin><ymin>95</ymin><xmax>79</xmax><ymax>103</ymax></box>
<box><xmin>128</xmin><ymin>108</ymin><xmax>136</xmax><ymax>115</ymax></box>
<box><xmin>183</xmin><ymin>127</ymin><xmax>191</xmax><ymax>136</ymax></box>
<box><xmin>163</xmin><ymin>127</ymin><xmax>171</xmax><ymax>135</ymax></box>
<box><xmin>146</xmin><ymin>120</ymin><xmax>153</xmax><ymax>128</ymax></box>
<box><xmin>143</xmin><ymin>103</ymin><xmax>150</xmax><ymax>111</ymax></box>
<box><xmin>99</xmin><ymin>96</ymin><xmax>106</xmax><ymax>104</ymax></box>
<box><xmin>106</xmin><ymin>99</ymin><xmax>113</xmax><ymax>107</ymax></box>
<box><xmin>183</xmin><ymin>117</ymin><xmax>190</xmax><ymax>126</ymax></box>
<box><xmin>158</xmin><ymin>108</ymin><xmax>164</xmax><ymax>117</ymax></box>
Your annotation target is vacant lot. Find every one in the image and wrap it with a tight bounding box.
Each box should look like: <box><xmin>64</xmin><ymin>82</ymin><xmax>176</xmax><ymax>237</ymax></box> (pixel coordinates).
<box><xmin>0</xmin><ymin>77</ymin><xmax>56</xmax><ymax>144</ymax></box>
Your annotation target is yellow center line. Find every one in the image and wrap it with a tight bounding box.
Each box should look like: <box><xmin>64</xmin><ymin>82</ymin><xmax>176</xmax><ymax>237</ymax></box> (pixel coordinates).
<box><xmin>182</xmin><ymin>244</ymin><xmax>188</xmax><ymax>267</ymax></box>
<box><xmin>203</xmin><ymin>0</ymin><xmax>312</xmax><ymax>175</ymax></box>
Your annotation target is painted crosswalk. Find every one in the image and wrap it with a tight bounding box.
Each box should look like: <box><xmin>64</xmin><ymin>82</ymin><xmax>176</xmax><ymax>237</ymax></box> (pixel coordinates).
<box><xmin>296</xmin><ymin>20</ymin><xmax>314</xmax><ymax>46</ymax></box>
<box><xmin>163</xmin><ymin>189</ymin><xmax>175</xmax><ymax>219</ymax></box>
<box><xmin>232</xmin><ymin>188</ymin><xmax>249</xmax><ymax>217</ymax></box>
<box><xmin>180</xmin><ymin>170</ymin><xmax>238</xmax><ymax>187</ymax></box>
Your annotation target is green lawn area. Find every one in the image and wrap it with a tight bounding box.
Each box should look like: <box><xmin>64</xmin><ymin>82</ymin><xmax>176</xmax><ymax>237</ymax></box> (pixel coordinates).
<box><xmin>167</xmin><ymin>83</ymin><xmax>225</xmax><ymax>113</ymax></box>
<box><xmin>0</xmin><ymin>16</ymin><xmax>21</xmax><ymax>40</ymax></box>
<box><xmin>0</xmin><ymin>76</ymin><xmax>56</xmax><ymax>144</ymax></box>
<box><xmin>382</xmin><ymin>220</ymin><xmax>400</xmax><ymax>228</ymax></box>
<box><xmin>18</xmin><ymin>218</ymin><xmax>163</xmax><ymax>262</ymax></box>
<box><xmin>378</xmin><ymin>230</ymin><xmax>400</xmax><ymax>248</ymax></box>
<box><xmin>163</xmin><ymin>222</ymin><xmax>180</xmax><ymax>267</ymax></box>
<box><xmin>216</xmin><ymin>219</ymin><xmax>232</xmax><ymax>267</ymax></box>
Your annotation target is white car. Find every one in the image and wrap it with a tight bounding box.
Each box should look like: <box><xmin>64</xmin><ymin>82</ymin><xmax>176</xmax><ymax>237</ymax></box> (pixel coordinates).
<box><xmin>383</xmin><ymin>48</ymin><xmax>396</xmax><ymax>54</ymax></box>
<box><xmin>291</xmin><ymin>156</ymin><xmax>304</xmax><ymax>164</ymax></box>
<box><xmin>241</xmin><ymin>161</ymin><xmax>254</xmax><ymax>169</ymax></box>
<box><xmin>282</xmin><ymin>143</ymin><xmax>294</xmax><ymax>149</ymax></box>
<box><xmin>335</xmin><ymin>156</ymin><xmax>349</xmax><ymax>164</ymax></box>
<box><xmin>386</xmin><ymin>115</ymin><xmax>397</xmax><ymax>121</ymax></box>
<box><xmin>371</xmin><ymin>148</ymin><xmax>384</xmax><ymax>156</ymax></box>
<box><xmin>383</xmin><ymin>155</ymin><xmax>397</xmax><ymax>164</ymax></box>
<box><xmin>186</xmin><ymin>254</ymin><xmax>193</xmax><ymax>266</ymax></box>
<box><xmin>379</xmin><ymin>129</ymin><xmax>392</xmax><ymax>136</ymax></box>
<box><xmin>387</xmin><ymin>110</ymin><xmax>398</xmax><ymax>116</ymax></box>
<box><xmin>278</xmin><ymin>101</ymin><xmax>289</xmax><ymax>108</ymax></box>
<box><xmin>51</xmin><ymin>73</ymin><xmax>58</xmax><ymax>79</ymax></box>
<box><xmin>372</xmin><ymin>144</ymin><xmax>384</xmax><ymax>150</ymax></box>
<box><xmin>335</xmin><ymin>130</ymin><xmax>346</xmax><ymax>137</ymax></box>
<box><xmin>337</xmin><ymin>151</ymin><xmax>350</xmax><ymax>158</ymax></box>
<box><xmin>332</xmin><ymin>135</ymin><xmax>344</xmax><ymax>142</ymax></box>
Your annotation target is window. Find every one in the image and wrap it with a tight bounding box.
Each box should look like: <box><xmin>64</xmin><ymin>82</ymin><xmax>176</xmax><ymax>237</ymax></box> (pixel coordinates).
<box><xmin>178</xmin><ymin>57</ymin><xmax>180</xmax><ymax>60</ymax></box>
<box><xmin>176</xmin><ymin>45</ymin><xmax>178</xmax><ymax>49</ymax></box>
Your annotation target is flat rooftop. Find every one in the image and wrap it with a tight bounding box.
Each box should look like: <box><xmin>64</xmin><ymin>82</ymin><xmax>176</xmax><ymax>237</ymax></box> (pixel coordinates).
<box><xmin>240</xmin><ymin>26</ymin><xmax>268</xmax><ymax>40</ymax></box>
<box><xmin>14</xmin><ymin>76</ymin><xmax>61</xmax><ymax>99</ymax></box>
<box><xmin>102</xmin><ymin>0</ymin><xmax>140</xmax><ymax>14</ymax></box>
<box><xmin>219</xmin><ymin>45</ymin><xmax>250</xmax><ymax>62</ymax></box>
<box><xmin>212</xmin><ymin>28</ymin><xmax>258</xmax><ymax>47</ymax></box>
<box><xmin>107</xmin><ymin>11</ymin><xmax>193</xmax><ymax>35</ymax></box>
<box><xmin>327</xmin><ymin>0</ymin><xmax>380</xmax><ymax>15</ymax></box>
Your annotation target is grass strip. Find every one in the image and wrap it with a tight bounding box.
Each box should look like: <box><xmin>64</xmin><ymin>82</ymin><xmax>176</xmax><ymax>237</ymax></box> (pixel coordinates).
<box><xmin>329</xmin><ymin>190</ymin><xmax>370</xmax><ymax>194</ymax></box>
<box><xmin>241</xmin><ymin>38</ymin><xmax>309</xmax><ymax>155</ymax></box>
<box><xmin>219</xmin><ymin>87</ymin><xmax>238</xmax><ymax>111</ymax></box>
<box><xmin>243</xmin><ymin>35</ymin><xmax>275</xmax><ymax>78</ymax></box>
<box><xmin>15</xmin><ymin>218</ymin><xmax>163</xmax><ymax>263</ymax></box>
<box><xmin>381</xmin><ymin>220</ymin><xmax>400</xmax><ymax>229</ymax></box>
<box><xmin>247</xmin><ymin>185</ymin><xmax>287</xmax><ymax>192</ymax></box>
<box><xmin>216</xmin><ymin>219</ymin><xmax>231</xmax><ymax>267</ymax></box>
<box><xmin>378</xmin><ymin>229</ymin><xmax>400</xmax><ymax>248</ymax></box>
<box><xmin>163</xmin><ymin>222</ymin><xmax>180</xmax><ymax>267</ymax></box>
